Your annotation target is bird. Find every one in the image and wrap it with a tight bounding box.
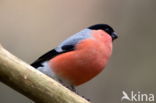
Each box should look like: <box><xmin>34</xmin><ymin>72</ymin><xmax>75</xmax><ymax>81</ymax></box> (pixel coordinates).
<box><xmin>31</xmin><ymin>24</ymin><xmax>118</xmax><ymax>92</ymax></box>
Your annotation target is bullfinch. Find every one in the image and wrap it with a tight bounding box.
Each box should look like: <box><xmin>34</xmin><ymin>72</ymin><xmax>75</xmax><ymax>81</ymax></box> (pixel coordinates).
<box><xmin>31</xmin><ymin>24</ymin><xmax>118</xmax><ymax>91</ymax></box>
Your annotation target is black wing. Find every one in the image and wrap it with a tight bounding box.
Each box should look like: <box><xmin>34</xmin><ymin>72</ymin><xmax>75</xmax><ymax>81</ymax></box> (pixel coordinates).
<box><xmin>31</xmin><ymin>45</ymin><xmax>75</xmax><ymax>68</ymax></box>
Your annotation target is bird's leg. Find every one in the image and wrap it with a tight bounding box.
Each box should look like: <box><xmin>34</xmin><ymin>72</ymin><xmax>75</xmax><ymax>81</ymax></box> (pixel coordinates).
<box><xmin>70</xmin><ymin>85</ymin><xmax>77</xmax><ymax>93</ymax></box>
<box><xmin>57</xmin><ymin>78</ymin><xmax>77</xmax><ymax>92</ymax></box>
<box><xmin>69</xmin><ymin>85</ymin><xmax>90</xmax><ymax>101</ymax></box>
<box><xmin>57</xmin><ymin>78</ymin><xmax>90</xmax><ymax>101</ymax></box>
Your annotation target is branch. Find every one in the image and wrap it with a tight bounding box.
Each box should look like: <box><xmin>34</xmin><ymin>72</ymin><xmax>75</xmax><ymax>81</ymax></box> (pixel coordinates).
<box><xmin>0</xmin><ymin>45</ymin><xmax>90</xmax><ymax>103</ymax></box>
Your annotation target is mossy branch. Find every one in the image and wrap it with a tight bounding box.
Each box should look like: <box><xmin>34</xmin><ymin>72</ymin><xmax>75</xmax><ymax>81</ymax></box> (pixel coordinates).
<box><xmin>0</xmin><ymin>45</ymin><xmax>90</xmax><ymax>103</ymax></box>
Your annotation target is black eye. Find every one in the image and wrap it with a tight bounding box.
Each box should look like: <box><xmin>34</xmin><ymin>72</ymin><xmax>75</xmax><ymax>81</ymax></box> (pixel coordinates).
<box><xmin>104</xmin><ymin>28</ymin><xmax>113</xmax><ymax>34</ymax></box>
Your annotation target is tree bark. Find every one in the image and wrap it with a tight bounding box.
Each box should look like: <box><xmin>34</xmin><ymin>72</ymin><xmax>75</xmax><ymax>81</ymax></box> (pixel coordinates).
<box><xmin>0</xmin><ymin>45</ymin><xmax>90</xmax><ymax>103</ymax></box>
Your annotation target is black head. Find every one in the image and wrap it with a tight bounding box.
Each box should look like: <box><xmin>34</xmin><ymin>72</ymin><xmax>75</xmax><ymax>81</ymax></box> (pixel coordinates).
<box><xmin>88</xmin><ymin>24</ymin><xmax>118</xmax><ymax>40</ymax></box>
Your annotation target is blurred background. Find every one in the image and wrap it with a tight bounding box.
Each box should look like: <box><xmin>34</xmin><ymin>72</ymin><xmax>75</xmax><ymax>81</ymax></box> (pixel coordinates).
<box><xmin>0</xmin><ymin>0</ymin><xmax>156</xmax><ymax>103</ymax></box>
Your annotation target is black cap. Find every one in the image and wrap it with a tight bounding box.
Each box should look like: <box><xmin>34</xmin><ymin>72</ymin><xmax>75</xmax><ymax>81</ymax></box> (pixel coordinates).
<box><xmin>88</xmin><ymin>24</ymin><xmax>118</xmax><ymax>40</ymax></box>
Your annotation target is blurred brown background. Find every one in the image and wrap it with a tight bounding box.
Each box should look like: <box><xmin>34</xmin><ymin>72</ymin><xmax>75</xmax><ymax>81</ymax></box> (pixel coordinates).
<box><xmin>0</xmin><ymin>0</ymin><xmax>156</xmax><ymax>103</ymax></box>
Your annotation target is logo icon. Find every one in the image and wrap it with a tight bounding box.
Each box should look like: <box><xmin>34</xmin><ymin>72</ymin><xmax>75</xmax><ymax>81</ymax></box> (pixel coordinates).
<box><xmin>121</xmin><ymin>91</ymin><xmax>131</xmax><ymax>101</ymax></box>
<box><xmin>121</xmin><ymin>91</ymin><xmax>155</xmax><ymax>102</ymax></box>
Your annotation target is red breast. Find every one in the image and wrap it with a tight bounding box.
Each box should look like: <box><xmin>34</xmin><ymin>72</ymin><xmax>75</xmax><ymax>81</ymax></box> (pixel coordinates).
<box><xmin>49</xmin><ymin>30</ymin><xmax>112</xmax><ymax>85</ymax></box>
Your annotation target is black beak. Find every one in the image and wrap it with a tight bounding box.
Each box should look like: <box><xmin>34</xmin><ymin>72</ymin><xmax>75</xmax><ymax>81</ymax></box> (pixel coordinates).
<box><xmin>111</xmin><ymin>32</ymin><xmax>118</xmax><ymax>40</ymax></box>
